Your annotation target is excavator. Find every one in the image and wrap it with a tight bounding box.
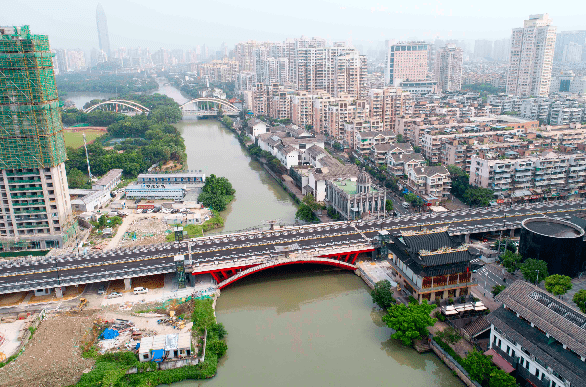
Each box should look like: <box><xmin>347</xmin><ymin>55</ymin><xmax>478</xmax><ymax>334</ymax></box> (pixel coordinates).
<box><xmin>78</xmin><ymin>298</ymin><xmax>88</xmax><ymax>311</ymax></box>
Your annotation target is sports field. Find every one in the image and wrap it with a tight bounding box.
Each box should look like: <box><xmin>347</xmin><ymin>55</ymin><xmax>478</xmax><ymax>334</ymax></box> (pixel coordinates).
<box><xmin>63</xmin><ymin>128</ymin><xmax>105</xmax><ymax>148</ymax></box>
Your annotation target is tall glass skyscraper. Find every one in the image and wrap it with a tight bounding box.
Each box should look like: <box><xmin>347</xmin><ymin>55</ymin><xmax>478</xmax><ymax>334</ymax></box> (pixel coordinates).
<box><xmin>96</xmin><ymin>3</ymin><xmax>111</xmax><ymax>59</ymax></box>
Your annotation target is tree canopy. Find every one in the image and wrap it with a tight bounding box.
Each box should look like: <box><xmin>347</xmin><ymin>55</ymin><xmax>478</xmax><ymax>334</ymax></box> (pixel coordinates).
<box><xmin>544</xmin><ymin>274</ymin><xmax>573</xmax><ymax>296</ymax></box>
<box><xmin>500</xmin><ymin>250</ymin><xmax>523</xmax><ymax>273</ymax></box>
<box><xmin>461</xmin><ymin>350</ymin><xmax>495</xmax><ymax>386</ymax></box>
<box><xmin>198</xmin><ymin>174</ymin><xmax>236</xmax><ymax>212</ymax></box>
<box><xmin>448</xmin><ymin>165</ymin><xmax>494</xmax><ymax>207</ymax></box>
<box><xmin>519</xmin><ymin>259</ymin><xmax>549</xmax><ymax>284</ymax></box>
<box><xmin>295</xmin><ymin>204</ymin><xmax>319</xmax><ymax>223</ymax></box>
<box><xmin>382</xmin><ymin>300</ymin><xmax>436</xmax><ymax>346</ymax></box>
<box><xmin>56</xmin><ymin>73</ymin><xmax>158</xmax><ymax>95</ymax></box>
<box><xmin>65</xmin><ymin>94</ymin><xmax>186</xmax><ymax>185</ymax></box>
<box><xmin>371</xmin><ymin>280</ymin><xmax>396</xmax><ymax>310</ymax></box>
<box><xmin>573</xmin><ymin>289</ymin><xmax>586</xmax><ymax>313</ymax></box>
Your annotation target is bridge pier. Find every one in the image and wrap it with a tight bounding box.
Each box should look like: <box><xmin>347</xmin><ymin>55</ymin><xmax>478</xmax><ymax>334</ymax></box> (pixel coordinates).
<box><xmin>510</xmin><ymin>228</ymin><xmax>515</xmax><ymax>238</ymax></box>
<box><xmin>124</xmin><ymin>277</ymin><xmax>132</xmax><ymax>291</ymax></box>
<box><xmin>55</xmin><ymin>287</ymin><xmax>63</xmax><ymax>298</ymax></box>
<box><xmin>465</xmin><ymin>234</ymin><xmax>470</xmax><ymax>243</ymax></box>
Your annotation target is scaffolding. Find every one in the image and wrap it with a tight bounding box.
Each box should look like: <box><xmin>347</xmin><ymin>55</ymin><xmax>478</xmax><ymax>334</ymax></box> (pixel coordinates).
<box><xmin>0</xmin><ymin>25</ymin><xmax>67</xmax><ymax>169</ymax></box>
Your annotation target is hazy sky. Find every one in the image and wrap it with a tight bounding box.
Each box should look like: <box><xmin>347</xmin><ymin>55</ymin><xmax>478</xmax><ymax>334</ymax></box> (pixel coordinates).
<box><xmin>2</xmin><ymin>0</ymin><xmax>584</xmax><ymax>51</ymax></box>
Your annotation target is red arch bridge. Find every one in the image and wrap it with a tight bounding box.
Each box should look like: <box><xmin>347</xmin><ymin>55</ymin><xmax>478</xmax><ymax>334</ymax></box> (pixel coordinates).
<box><xmin>187</xmin><ymin>242</ymin><xmax>375</xmax><ymax>289</ymax></box>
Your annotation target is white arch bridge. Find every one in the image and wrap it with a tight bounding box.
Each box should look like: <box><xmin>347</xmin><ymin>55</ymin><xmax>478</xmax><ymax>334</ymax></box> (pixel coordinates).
<box><xmin>180</xmin><ymin>98</ymin><xmax>240</xmax><ymax>117</ymax></box>
<box><xmin>83</xmin><ymin>100</ymin><xmax>151</xmax><ymax>115</ymax></box>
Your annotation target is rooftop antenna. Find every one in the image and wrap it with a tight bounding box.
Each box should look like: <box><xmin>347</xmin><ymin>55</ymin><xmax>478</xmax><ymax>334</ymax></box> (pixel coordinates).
<box><xmin>82</xmin><ymin>133</ymin><xmax>94</xmax><ymax>182</ymax></box>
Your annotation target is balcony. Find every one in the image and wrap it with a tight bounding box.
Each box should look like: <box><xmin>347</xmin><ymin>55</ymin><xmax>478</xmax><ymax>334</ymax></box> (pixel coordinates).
<box><xmin>17</xmin><ymin>223</ymin><xmax>49</xmax><ymax>229</ymax></box>
<box><xmin>5</xmin><ymin>171</ymin><xmax>39</xmax><ymax>177</ymax></box>
<box><xmin>9</xmin><ymin>186</ymin><xmax>42</xmax><ymax>192</ymax></box>
<box><xmin>12</xmin><ymin>202</ymin><xmax>45</xmax><ymax>207</ymax></box>
<box><xmin>8</xmin><ymin>179</ymin><xmax>41</xmax><ymax>184</ymax></box>
<box><xmin>13</xmin><ymin>209</ymin><xmax>46</xmax><ymax>215</ymax></box>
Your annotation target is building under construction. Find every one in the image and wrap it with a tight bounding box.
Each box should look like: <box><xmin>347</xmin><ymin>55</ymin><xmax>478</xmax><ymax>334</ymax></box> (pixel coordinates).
<box><xmin>0</xmin><ymin>25</ymin><xmax>75</xmax><ymax>251</ymax></box>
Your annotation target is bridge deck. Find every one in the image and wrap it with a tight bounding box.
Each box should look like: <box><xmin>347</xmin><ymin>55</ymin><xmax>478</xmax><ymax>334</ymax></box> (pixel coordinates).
<box><xmin>0</xmin><ymin>200</ymin><xmax>583</xmax><ymax>294</ymax></box>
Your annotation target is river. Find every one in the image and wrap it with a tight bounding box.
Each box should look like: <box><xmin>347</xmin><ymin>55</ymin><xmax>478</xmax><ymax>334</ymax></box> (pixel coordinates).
<box><xmin>172</xmin><ymin>266</ymin><xmax>463</xmax><ymax>387</ymax></box>
<box><xmin>67</xmin><ymin>84</ymin><xmax>463</xmax><ymax>387</ymax></box>
<box><xmin>61</xmin><ymin>91</ymin><xmax>116</xmax><ymax>109</ymax></box>
<box><xmin>155</xmin><ymin>81</ymin><xmax>298</xmax><ymax>233</ymax></box>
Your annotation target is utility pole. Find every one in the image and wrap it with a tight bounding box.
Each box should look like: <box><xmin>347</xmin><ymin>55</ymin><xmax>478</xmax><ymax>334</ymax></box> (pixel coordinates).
<box><xmin>82</xmin><ymin>133</ymin><xmax>93</xmax><ymax>183</ymax></box>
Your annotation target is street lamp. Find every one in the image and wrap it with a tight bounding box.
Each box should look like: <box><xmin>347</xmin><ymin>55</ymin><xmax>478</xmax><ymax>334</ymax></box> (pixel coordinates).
<box><xmin>535</xmin><ymin>269</ymin><xmax>539</xmax><ymax>285</ymax></box>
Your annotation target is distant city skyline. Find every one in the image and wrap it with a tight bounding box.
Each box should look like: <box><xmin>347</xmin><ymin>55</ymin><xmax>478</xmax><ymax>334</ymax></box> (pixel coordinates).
<box><xmin>2</xmin><ymin>0</ymin><xmax>585</xmax><ymax>52</ymax></box>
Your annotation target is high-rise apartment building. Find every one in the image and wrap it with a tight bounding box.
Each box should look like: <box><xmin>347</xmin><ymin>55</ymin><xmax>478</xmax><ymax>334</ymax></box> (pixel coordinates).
<box><xmin>562</xmin><ymin>42</ymin><xmax>583</xmax><ymax>63</ymax></box>
<box><xmin>506</xmin><ymin>14</ymin><xmax>556</xmax><ymax>97</ymax></box>
<box><xmin>334</xmin><ymin>51</ymin><xmax>367</xmax><ymax>99</ymax></box>
<box><xmin>0</xmin><ymin>26</ymin><xmax>74</xmax><ymax>251</ymax></box>
<box><xmin>435</xmin><ymin>44</ymin><xmax>463</xmax><ymax>92</ymax></box>
<box><xmin>473</xmin><ymin>40</ymin><xmax>493</xmax><ymax>60</ymax></box>
<box><xmin>554</xmin><ymin>30</ymin><xmax>586</xmax><ymax>62</ymax></box>
<box><xmin>96</xmin><ymin>4</ymin><xmax>111</xmax><ymax>59</ymax></box>
<box><xmin>492</xmin><ymin>39</ymin><xmax>511</xmax><ymax>61</ymax></box>
<box><xmin>66</xmin><ymin>49</ymin><xmax>86</xmax><ymax>71</ymax></box>
<box><xmin>385</xmin><ymin>42</ymin><xmax>430</xmax><ymax>86</ymax></box>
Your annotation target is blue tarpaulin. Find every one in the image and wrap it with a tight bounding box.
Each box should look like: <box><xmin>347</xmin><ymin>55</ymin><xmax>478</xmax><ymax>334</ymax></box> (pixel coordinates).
<box><xmin>151</xmin><ymin>349</ymin><xmax>165</xmax><ymax>362</ymax></box>
<box><xmin>101</xmin><ymin>328</ymin><xmax>119</xmax><ymax>340</ymax></box>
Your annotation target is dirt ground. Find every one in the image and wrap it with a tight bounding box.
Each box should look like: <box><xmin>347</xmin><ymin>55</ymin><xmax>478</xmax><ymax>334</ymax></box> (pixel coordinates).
<box><xmin>27</xmin><ymin>285</ymin><xmax>85</xmax><ymax>304</ymax></box>
<box><xmin>111</xmin><ymin>214</ymin><xmax>171</xmax><ymax>250</ymax></box>
<box><xmin>0</xmin><ymin>292</ymin><xmax>26</xmax><ymax>307</ymax></box>
<box><xmin>107</xmin><ymin>274</ymin><xmax>165</xmax><ymax>294</ymax></box>
<box><xmin>0</xmin><ymin>311</ymin><xmax>97</xmax><ymax>387</ymax></box>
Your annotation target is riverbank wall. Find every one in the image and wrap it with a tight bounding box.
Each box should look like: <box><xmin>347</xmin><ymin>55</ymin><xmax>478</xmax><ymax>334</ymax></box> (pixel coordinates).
<box><xmin>429</xmin><ymin>338</ymin><xmax>481</xmax><ymax>387</ymax></box>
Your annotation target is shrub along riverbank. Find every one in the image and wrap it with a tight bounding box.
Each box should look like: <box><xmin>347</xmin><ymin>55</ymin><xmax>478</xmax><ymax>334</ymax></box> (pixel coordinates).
<box><xmin>74</xmin><ymin>299</ymin><xmax>227</xmax><ymax>386</ymax></box>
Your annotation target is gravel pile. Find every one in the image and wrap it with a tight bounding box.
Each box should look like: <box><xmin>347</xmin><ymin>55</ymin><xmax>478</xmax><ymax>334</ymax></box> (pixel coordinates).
<box><xmin>0</xmin><ymin>311</ymin><xmax>97</xmax><ymax>387</ymax></box>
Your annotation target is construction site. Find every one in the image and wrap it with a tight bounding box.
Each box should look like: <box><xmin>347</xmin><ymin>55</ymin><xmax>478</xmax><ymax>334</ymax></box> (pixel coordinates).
<box><xmin>0</xmin><ymin>25</ymin><xmax>75</xmax><ymax>252</ymax></box>
<box><xmin>0</xmin><ymin>279</ymin><xmax>217</xmax><ymax>387</ymax></box>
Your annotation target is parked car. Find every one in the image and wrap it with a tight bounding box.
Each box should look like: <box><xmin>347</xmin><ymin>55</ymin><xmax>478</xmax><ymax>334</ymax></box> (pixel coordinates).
<box><xmin>402</xmin><ymin>202</ymin><xmax>410</xmax><ymax>208</ymax></box>
<box><xmin>97</xmin><ymin>285</ymin><xmax>106</xmax><ymax>295</ymax></box>
<box><xmin>133</xmin><ymin>287</ymin><xmax>148</xmax><ymax>295</ymax></box>
<box><xmin>107</xmin><ymin>291</ymin><xmax>122</xmax><ymax>299</ymax></box>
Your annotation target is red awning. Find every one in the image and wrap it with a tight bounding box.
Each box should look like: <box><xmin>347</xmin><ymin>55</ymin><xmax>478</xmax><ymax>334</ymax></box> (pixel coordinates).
<box><xmin>484</xmin><ymin>349</ymin><xmax>514</xmax><ymax>374</ymax></box>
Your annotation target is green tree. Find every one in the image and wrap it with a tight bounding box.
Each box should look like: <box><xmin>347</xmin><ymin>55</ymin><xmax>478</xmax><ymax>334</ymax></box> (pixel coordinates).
<box><xmin>371</xmin><ymin>280</ymin><xmax>396</xmax><ymax>309</ymax></box>
<box><xmin>519</xmin><ymin>259</ymin><xmax>549</xmax><ymax>284</ymax></box>
<box><xmin>198</xmin><ymin>174</ymin><xmax>236</xmax><ymax>212</ymax></box>
<box><xmin>396</xmin><ymin>134</ymin><xmax>405</xmax><ymax>143</ymax></box>
<box><xmin>302</xmin><ymin>194</ymin><xmax>321</xmax><ymax>212</ymax></box>
<box><xmin>492</xmin><ymin>284</ymin><xmax>506</xmax><ymax>297</ymax></box>
<box><xmin>385</xmin><ymin>200</ymin><xmax>394</xmax><ymax>212</ymax></box>
<box><xmin>461</xmin><ymin>350</ymin><xmax>495</xmax><ymax>385</ymax></box>
<box><xmin>500</xmin><ymin>250</ymin><xmax>523</xmax><ymax>273</ymax></box>
<box><xmin>573</xmin><ymin>289</ymin><xmax>586</xmax><ymax>313</ymax></box>
<box><xmin>208</xmin><ymin>340</ymin><xmax>228</xmax><ymax>358</ymax></box>
<box><xmin>382</xmin><ymin>300</ymin><xmax>436</xmax><ymax>346</ymax></box>
<box><xmin>295</xmin><ymin>204</ymin><xmax>318</xmax><ymax>223</ymax></box>
<box><xmin>326</xmin><ymin>206</ymin><xmax>342</xmax><ymax>221</ymax></box>
<box><xmin>489</xmin><ymin>369</ymin><xmax>517</xmax><ymax>387</ymax></box>
<box><xmin>544</xmin><ymin>274</ymin><xmax>573</xmax><ymax>296</ymax></box>
<box><xmin>67</xmin><ymin>168</ymin><xmax>91</xmax><ymax>189</ymax></box>
<box><xmin>98</xmin><ymin>215</ymin><xmax>107</xmax><ymax>228</ymax></box>
<box><xmin>210</xmin><ymin>322</ymin><xmax>228</xmax><ymax>340</ymax></box>
<box><xmin>463</xmin><ymin>187</ymin><xmax>494</xmax><ymax>207</ymax></box>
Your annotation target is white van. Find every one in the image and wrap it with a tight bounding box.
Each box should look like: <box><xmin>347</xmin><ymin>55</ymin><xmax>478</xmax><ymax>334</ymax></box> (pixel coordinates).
<box><xmin>133</xmin><ymin>287</ymin><xmax>148</xmax><ymax>295</ymax></box>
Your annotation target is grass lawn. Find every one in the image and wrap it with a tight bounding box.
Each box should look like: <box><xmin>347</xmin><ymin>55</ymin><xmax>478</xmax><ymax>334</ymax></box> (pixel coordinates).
<box><xmin>63</xmin><ymin>129</ymin><xmax>105</xmax><ymax>148</ymax></box>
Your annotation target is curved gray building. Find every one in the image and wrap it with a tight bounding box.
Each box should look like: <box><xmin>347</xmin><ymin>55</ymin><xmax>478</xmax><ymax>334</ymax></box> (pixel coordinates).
<box><xmin>519</xmin><ymin>217</ymin><xmax>586</xmax><ymax>277</ymax></box>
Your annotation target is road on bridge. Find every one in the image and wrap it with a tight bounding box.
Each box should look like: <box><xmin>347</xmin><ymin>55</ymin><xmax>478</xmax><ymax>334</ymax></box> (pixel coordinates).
<box><xmin>1</xmin><ymin>200</ymin><xmax>585</xmax><ymax>295</ymax></box>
